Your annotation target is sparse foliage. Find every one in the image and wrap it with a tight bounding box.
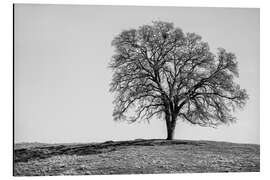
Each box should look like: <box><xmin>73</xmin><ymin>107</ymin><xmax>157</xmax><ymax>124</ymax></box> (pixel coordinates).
<box><xmin>109</xmin><ymin>21</ymin><xmax>248</xmax><ymax>140</ymax></box>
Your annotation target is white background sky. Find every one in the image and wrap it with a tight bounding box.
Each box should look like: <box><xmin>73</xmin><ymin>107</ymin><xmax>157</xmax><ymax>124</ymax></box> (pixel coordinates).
<box><xmin>14</xmin><ymin>4</ymin><xmax>259</xmax><ymax>144</ymax></box>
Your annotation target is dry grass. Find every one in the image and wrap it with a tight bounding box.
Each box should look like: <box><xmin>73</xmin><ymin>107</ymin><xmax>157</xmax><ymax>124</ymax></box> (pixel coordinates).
<box><xmin>14</xmin><ymin>139</ymin><xmax>260</xmax><ymax>176</ymax></box>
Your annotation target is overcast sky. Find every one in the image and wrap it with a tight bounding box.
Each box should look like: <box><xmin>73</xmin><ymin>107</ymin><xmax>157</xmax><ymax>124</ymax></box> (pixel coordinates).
<box><xmin>14</xmin><ymin>4</ymin><xmax>259</xmax><ymax>144</ymax></box>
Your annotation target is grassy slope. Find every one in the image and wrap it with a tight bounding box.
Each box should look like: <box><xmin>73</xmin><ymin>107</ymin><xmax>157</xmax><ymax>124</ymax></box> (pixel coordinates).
<box><xmin>14</xmin><ymin>139</ymin><xmax>260</xmax><ymax>176</ymax></box>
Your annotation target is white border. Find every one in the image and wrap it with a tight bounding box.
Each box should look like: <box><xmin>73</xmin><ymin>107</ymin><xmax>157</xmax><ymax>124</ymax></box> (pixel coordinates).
<box><xmin>0</xmin><ymin>0</ymin><xmax>268</xmax><ymax>179</ymax></box>
<box><xmin>8</xmin><ymin>0</ymin><xmax>264</xmax><ymax>7</ymax></box>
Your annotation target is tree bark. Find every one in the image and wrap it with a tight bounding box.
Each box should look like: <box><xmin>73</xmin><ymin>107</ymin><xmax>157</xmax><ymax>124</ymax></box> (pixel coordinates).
<box><xmin>165</xmin><ymin>112</ymin><xmax>176</xmax><ymax>140</ymax></box>
<box><xmin>166</xmin><ymin>125</ymin><xmax>174</xmax><ymax>140</ymax></box>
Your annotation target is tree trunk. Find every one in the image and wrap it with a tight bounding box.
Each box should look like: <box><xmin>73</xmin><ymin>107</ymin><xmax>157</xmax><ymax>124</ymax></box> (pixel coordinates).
<box><xmin>165</xmin><ymin>112</ymin><xmax>176</xmax><ymax>140</ymax></box>
<box><xmin>166</xmin><ymin>125</ymin><xmax>174</xmax><ymax>140</ymax></box>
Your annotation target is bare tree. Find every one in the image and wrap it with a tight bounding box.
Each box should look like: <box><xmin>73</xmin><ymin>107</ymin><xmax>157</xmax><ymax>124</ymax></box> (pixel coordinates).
<box><xmin>109</xmin><ymin>21</ymin><xmax>248</xmax><ymax>140</ymax></box>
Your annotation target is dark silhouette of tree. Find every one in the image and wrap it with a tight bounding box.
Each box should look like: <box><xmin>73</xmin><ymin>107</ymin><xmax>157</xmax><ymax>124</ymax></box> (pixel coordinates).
<box><xmin>109</xmin><ymin>21</ymin><xmax>248</xmax><ymax>140</ymax></box>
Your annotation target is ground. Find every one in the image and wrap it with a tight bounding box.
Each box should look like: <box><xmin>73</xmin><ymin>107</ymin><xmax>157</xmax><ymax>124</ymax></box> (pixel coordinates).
<box><xmin>14</xmin><ymin>139</ymin><xmax>260</xmax><ymax>176</ymax></box>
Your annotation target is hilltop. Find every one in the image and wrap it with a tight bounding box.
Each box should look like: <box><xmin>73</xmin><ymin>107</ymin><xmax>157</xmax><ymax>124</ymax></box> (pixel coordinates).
<box><xmin>14</xmin><ymin>139</ymin><xmax>260</xmax><ymax>176</ymax></box>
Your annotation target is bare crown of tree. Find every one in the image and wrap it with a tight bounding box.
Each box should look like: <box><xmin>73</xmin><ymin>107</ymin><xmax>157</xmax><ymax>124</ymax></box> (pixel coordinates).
<box><xmin>109</xmin><ymin>21</ymin><xmax>248</xmax><ymax>140</ymax></box>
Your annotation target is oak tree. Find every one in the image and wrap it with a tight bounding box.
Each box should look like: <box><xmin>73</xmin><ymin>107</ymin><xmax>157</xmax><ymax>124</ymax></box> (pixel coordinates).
<box><xmin>109</xmin><ymin>21</ymin><xmax>248</xmax><ymax>140</ymax></box>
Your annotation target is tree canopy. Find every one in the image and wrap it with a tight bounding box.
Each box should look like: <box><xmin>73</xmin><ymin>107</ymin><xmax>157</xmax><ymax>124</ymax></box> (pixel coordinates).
<box><xmin>109</xmin><ymin>21</ymin><xmax>248</xmax><ymax>140</ymax></box>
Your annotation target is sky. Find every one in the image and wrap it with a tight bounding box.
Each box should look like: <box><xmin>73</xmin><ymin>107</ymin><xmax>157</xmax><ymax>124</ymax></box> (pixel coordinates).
<box><xmin>14</xmin><ymin>4</ymin><xmax>259</xmax><ymax>144</ymax></box>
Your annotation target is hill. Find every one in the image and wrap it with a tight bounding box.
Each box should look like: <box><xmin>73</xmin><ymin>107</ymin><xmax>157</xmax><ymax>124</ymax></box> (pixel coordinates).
<box><xmin>14</xmin><ymin>139</ymin><xmax>260</xmax><ymax>176</ymax></box>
